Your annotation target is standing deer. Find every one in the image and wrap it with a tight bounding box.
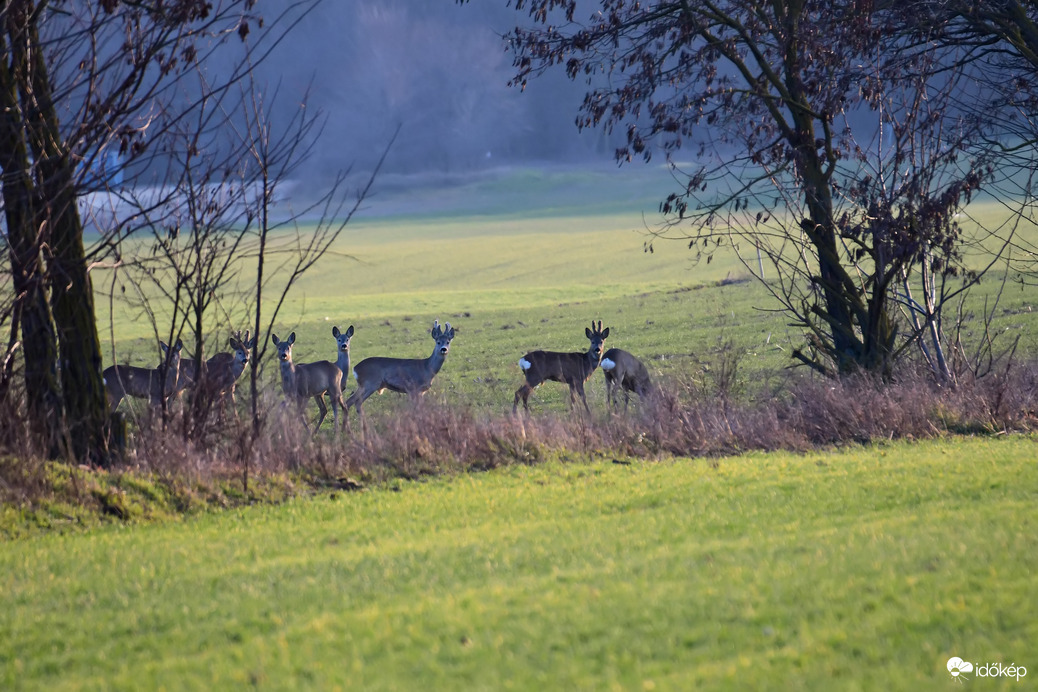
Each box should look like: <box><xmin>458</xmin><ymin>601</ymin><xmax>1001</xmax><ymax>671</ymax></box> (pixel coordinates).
<box><xmin>271</xmin><ymin>332</ymin><xmax>345</xmax><ymax>432</ymax></box>
<box><xmin>344</xmin><ymin>320</ymin><xmax>456</xmax><ymax>424</ymax></box>
<box><xmin>513</xmin><ymin>320</ymin><xmax>609</xmax><ymax>414</ymax></box>
<box><xmin>104</xmin><ymin>338</ymin><xmax>184</xmax><ymax>411</ymax></box>
<box><xmin>332</xmin><ymin>325</ymin><xmax>354</xmax><ymax>392</ymax></box>
<box><xmin>600</xmin><ymin>348</ymin><xmax>653</xmax><ymax>411</ymax></box>
<box><xmin>175</xmin><ymin>330</ymin><xmax>256</xmax><ymax>412</ymax></box>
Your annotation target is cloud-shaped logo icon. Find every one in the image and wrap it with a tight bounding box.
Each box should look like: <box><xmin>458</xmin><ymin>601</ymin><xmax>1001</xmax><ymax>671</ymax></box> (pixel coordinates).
<box><xmin>948</xmin><ymin>657</ymin><xmax>974</xmax><ymax>681</ymax></box>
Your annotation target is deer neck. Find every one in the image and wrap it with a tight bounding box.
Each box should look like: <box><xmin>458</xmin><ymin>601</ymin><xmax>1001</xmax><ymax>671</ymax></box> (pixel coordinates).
<box><xmin>279</xmin><ymin>359</ymin><xmax>298</xmax><ymax>393</ymax></box>
<box><xmin>425</xmin><ymin>346</ymin><xmax>447</xmax><ymax>378</ymax></box>
<box><xmin>163</xmin><ymin>357</ymin><xmax>180</xmax><ymax>395</ymax></box>
<box><xmin>336</xmin><ymin>350</ymin><xmax>350</xmax><ymax>376</ymax></box>
<box><xmin>585</xmin><ymin>350</ymin><xmax>603</xmax><ymax>376</ymax></box>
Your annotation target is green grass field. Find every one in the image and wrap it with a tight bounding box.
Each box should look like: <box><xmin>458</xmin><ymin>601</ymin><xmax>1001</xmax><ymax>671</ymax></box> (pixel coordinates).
<box><xmin>92</xmin><ymin>165</ymin><xmax>1038</xmax><ymax>415</ymax></box>
<box><xmin>2</xmin><ymin>436</ymin><xmax>1035</xmax><ymax>690</ymax></box>
<box><xmin>5</xmin><ymin>166</ymin><xmax>1034</xmax><ymax>689</ymax></box>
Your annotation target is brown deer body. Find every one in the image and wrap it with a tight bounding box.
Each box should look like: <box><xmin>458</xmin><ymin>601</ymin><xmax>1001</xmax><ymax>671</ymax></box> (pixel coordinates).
<box><xmin>175</xmin><ymin>331</ymin><xmax>255</xmax><ymax>410</ymax></box>
<box><xmin>513</xmin><ymin>321</ymin><xmax>609</xmax><ymax>414</ymax></box>
<box><xmin>271</xmin><ymin>332</ymin><xmax>345</xmax><ymax>432</ymax></box>
<box><xmin>345</xmin><ymin>320</ymin><xmax>455</xmax><ymax>424</ymax></box>
<box><xmin>600</xmin><ymin>348</ymin><xmax>652</xmax><ymax>411</ymax></box>
<box><xmin>104</xmin><ymin>339</ymin><xmax>184</xmax><ymax>411</ymax></box>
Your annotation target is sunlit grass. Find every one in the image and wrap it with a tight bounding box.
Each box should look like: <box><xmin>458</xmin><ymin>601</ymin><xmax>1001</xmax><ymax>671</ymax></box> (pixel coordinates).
<box><xmin>91</xmin><ymin>176</ymin><xmax>1038</xmax><ymax>418</ymax></box>
<box><xmin>2</xmin><ymin>436</ymin><xmax>1035</xmax><ymax>689</ymax></box>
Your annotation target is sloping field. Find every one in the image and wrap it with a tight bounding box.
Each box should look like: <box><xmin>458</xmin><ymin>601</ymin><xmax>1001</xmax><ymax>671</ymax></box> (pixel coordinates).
<box><xmin>2</xmin><ymin>436</ymin><xmax>1035</xmax><ymax>690</ymax></box>
<box><xmin>92</xmin><ymin>166</ymin><xmax>1038</xmax><ymax>414</ymax></box>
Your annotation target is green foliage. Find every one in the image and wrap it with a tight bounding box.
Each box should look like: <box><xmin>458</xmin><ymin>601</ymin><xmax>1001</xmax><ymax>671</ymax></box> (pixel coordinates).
<box><xmin>1</xmin><ymin>437</ymin><xmax>1035</xmax><ymax>689</ymax></box>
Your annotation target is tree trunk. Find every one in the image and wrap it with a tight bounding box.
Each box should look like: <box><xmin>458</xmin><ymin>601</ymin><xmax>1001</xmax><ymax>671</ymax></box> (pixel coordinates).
<box><xmin>16</xmin><ymin>4</ymin><xmax>109</xmax><ymax>464</ymax></box>
<box><xmin>0</xmin><ymin>18</ymin><xmax>62</xmax><ymax>453</ymax></box>
<box><xmin>48</xmin><ymin>202</ymin><xmax>110</xmax><ymax>464</ymax></box>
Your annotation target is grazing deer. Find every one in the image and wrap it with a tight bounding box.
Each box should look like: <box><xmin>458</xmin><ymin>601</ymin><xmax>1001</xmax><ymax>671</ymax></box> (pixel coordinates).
<box><xmin>332</xmin><ymin>325</ymin><xmax>354</xmax><ymax>391</ymax></box>
<box><xmin>176</xmin><ymin>331</ymin><xmax>256</xmax><ymax>411</ymax></box>
<box><xmin>344</xmin><ymin>320</ymin><xmax>456</xmax><ymax>422</ymax></box>
<box><xmin>104</xmin><ymin>338</ymin><xmax>184</xmax><ymax>411</ymax></box>
<box><xmin>600</xmin><ymin>348</ymin><xmax>653</xmax><ymax>411</ymax></box>
<box><xmin>513</xmin><ymin>320</ymin><xmax>609</xmax><ymax>414</ymax></box>
<box><xmin>271</xmin><ymin>332</ymin><xmax>345</xmax><ymax>432</ymax></box>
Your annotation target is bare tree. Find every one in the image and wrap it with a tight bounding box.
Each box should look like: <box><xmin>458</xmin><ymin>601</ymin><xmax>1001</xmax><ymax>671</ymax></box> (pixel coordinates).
<box><xmin>0</xmin><ymin>0</ymin><xmax>335</xmax><ymax>463</ymax></box>
<box><xmin>228</xmin><ymin>73</ymin><xmax>396</xmax><ymax>439</ymax></box>
<box><xmin>0</xmin><ymin>0</ymin><xmax>289</xmax><ymax>463</ymax></box>
<box><xmin>487</xmin><ymin>0</ymin><xmax>1009</xmax><ymax>378</ymax></box>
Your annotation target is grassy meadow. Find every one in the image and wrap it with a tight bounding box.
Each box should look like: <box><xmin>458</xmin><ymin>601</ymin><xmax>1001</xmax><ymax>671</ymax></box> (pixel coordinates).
<box><xmin>92</xmin><ymin>164</ymin><xmax>1038</xmax><ymax>416</ymax></box>
<box><xmin>4</xmin><ymin>165</ymin><xmax>1036</xmax><ymax>689</ymax></box>
<box><xmin>3</xmin><ymin>436</ymin><xmax>1036</xmax><ymax>690</ymax></box>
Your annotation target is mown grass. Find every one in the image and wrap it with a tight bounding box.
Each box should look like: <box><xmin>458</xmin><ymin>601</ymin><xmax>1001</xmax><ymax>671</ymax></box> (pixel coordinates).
<box><xmin>2</xmin><ymin>436</ymin><xmax>1035</xmax><ymax>690</ymax></box>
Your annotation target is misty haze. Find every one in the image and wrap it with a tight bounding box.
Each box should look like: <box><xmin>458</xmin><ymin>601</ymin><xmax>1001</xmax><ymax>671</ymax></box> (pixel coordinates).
<box><xmin>251</xmin><ymin>1</ymin><xmax>649</xmax><ymax>213</ymax></box>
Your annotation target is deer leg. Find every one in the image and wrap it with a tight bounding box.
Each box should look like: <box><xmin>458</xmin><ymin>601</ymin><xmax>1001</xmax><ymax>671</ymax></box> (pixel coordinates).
<box><xmin>574</xmin><ymin>381</ymin><xmax>591</xmax><ymax>415</ymax></box>
<box><xmin>313</xmin><ymin>394</ymin><xmax>328</xmax><ymax>432</ymax></box>
<box><xmin>330</xmin><ymin>391</ymin><xmax>340</xmax><ymax>433</ymax></box>
<box><xmin>295</xmin><ymin>397</ymin><xmax>312</xmax><ymax>433</ymax></box>
<box><xmin>514</xmin><ymin>382</ymin><xmax>534</xmax><ymax>414</ymax></box>
<box><xmin>336</xmin><ymin>392</ymin><xmax>349</xmax><ymax>433</ymax></box>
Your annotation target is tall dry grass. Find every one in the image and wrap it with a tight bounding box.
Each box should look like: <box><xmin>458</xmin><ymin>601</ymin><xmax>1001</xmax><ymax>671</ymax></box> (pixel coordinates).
<box><xmin>3</xmin><ymin>362</ymin><xmax>1037</xmax><ymax>517</ymax></box>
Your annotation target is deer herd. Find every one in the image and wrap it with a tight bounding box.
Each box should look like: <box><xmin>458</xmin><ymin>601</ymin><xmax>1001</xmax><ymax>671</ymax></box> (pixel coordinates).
<box><xmin>103</xmin><ymin>319</ymin><xmax>652</xmax><ymax>432</ymax></box>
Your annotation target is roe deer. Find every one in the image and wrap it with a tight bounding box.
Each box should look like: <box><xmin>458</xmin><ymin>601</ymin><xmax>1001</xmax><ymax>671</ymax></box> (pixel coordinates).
<box><xmin>271</xmin><ymin>332</ymin><xmax>345</xmax><ymax>432</ymax></box>
<box><xmin>344</xmin><ymin>320</ymin><xmax>456</xmax><ymax>423</ymax></box>
<box><xmin>513</xmin><ymin>320</ymin><xmax>609</xmax><ymax>414</ymax></box>
<box><xmin>600</xmin><ymin>348</ymin><xmax>652</xmax><ymax>411</ymax></box>
<box><xmin>176</xmin><ymin>330</ymin><xmax>256</xmax><ymax>411</ymax></box>
<box><xmin>332</xmin><ymin>325</ymin><xmax>354</xmax><ymax>391</ymax></box>
<box><xmin>104</xmin><ymin>338</ymin><xmax>184</xmax><ymax>411</ymax></box>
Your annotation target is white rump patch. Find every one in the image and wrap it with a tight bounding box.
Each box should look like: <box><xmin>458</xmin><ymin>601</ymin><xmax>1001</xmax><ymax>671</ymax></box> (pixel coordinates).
<box><xmin>600</xmin><ymin>358</ymin><xmax>616</xmax><ymax>371</ymax></box>
<box><xmin>518</xmin><ymin>357</ymin><xmax>532</xmax><ymax>371</ymax></box>
<box><xmin>352</xmin><ymin>368</ymin><xmax>359</xmax><ymax>381</ymax></box>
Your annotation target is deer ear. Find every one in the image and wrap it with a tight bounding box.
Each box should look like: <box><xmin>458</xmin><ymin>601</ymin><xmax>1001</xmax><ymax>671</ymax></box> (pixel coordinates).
<box><xmin>602</xmin><ymin>327</ymin><xmax>609</xmax><ymax>339</ymax></box>
<box><xmin>288</xmin><ymin>332</ymin><xmax>296</xmax><ymax>345</ymax></box>
<box><xmin>160</xmin><ymin>341</ymin><xmax>169</xmax><ymax>354</ymax></box>
<box><xmin>346</xmin><ymin>325</ymin><xmax>354</xmax><ymax>338</ymax></box>
<box><xmin>585</xmin><ymin>327</ymin><xmax>593</xmax><ymax>339</ymax></box>
<box><xmin>332</xmin><ymin>326</ymin><xmax>340</xmax><ymax>337</ymax></box>
<box><xmin>271</xmin><ymin>334</ymin><xmax>279</xmax><ymax>346</ymax></box>
<box><xmin>248</xmin><ymin>337</ymin><xmax>257</xmax><ymax>349</ymax></box>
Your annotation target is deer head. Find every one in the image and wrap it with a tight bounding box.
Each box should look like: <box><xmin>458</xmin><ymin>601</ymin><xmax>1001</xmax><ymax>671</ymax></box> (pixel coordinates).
<box><xmin>585</xmin><ymin>320</ymin><xmax>609</xmax><ymax>361</ymax></box>
<box><xmin>272</xmin><ymin>332</ymin><xmax>296</xmax><ymax>363</ymax></box>
<box><xmin>333</xmin><ymin>325</ymin><xmax>354</xmax><ymax>355</ymax></box>
<box><xmin>230</xmin><ymin>329</ymin><xmax>255</xmax><ymax>369</ymax></box>
<box><xmin>431</xmin><ymin>320</ymin><xmax>456</xmax><ymax>356</ymax></box>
